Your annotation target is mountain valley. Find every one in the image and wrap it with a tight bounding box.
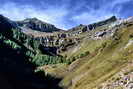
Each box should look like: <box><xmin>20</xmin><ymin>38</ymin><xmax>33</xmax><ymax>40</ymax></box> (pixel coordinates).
<box><xmin>0</xmin><ymin>14</ymin><xmax>133</xmax><ymax>89</ymax></box>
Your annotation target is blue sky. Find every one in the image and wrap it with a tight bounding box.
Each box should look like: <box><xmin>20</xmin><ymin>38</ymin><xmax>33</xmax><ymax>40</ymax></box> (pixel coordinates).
<box><xmin>0</xmin><ymin>0</ymin><xmax>133</xmax><ymax>29</ymax></box>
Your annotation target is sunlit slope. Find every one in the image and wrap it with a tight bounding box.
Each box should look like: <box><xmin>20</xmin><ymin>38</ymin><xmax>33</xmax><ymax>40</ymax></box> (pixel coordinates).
<box><xmin>41</xmin><ymin>24</ymin><xmax>113</xmax><ymax>78</ymax></box>
<box><xmin>59</xmin><ymin>23</ymin><xmax>133</xmax><ymax>89</ymax></box>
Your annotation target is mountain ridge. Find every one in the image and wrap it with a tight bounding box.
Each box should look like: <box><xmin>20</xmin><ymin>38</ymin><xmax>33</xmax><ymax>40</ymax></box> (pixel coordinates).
<box><xmin>0</xmin><ymin>14</ymin><xmax>133</xmax><ymax>89</ymax></box>
<box><xmin>0</xmin><ymin>14</ymin><xmax>118</xmax><ymax>32</ymax></box>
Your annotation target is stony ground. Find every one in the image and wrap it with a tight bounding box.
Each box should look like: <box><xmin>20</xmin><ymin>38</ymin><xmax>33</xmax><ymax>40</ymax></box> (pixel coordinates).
<box><xmin>98</xmin><ymin>61</ymin><xmax>133</xmax><ymax>89</ymax></box>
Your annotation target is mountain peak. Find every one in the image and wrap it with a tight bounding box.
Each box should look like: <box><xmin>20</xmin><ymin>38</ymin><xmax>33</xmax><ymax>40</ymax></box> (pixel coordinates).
<box><xmin>22</xmin><ymin>17</ymin><xmax>51</xmax><ymax>25</ymax></box>
<box><xmin>17</xmin><ymin>17</ymin><xmax>61</xmax><ymax>32</ymax></box>
<box><xmin>23</xmin><ymin>17</ymin><xmax>38</xmax><ymax>21</ymax></box>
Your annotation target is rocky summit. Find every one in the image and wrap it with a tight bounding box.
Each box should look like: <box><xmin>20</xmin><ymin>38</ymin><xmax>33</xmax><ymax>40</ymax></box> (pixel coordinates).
<box><xmin>16</xmin><ymin>17</ymin><xmax>62</xmax><ymax>32</ymax></box>
<box><xmin>0</xmin><ymin>14</ymin><xmax>133</xmax><ymax>89</ymax></box>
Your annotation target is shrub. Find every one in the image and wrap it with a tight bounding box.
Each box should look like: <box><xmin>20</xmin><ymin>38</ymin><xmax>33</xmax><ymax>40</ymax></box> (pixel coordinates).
<box><xmin>4</xmin><ymin>39</ymin><xmax>21</xmax><ymax>49</ymax></box>
<box><xmin>32</xmin><ymin>54</ymin><xmax>66</xmax><ymax>66</ymax></box>
<box><xmin>129</xmin><ymin>34</ymin><xmax>133</xmax><ymax>38</ymax></box>
<box><xmin>79</xmin><ymin>51</ymin><xmax>90</xmax><ymax>58</ymax></box>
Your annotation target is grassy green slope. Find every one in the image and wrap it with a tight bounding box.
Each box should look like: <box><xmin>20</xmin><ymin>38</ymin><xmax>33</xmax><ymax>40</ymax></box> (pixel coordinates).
<box><xmin>60</xmin><ymin>23</ymin><xmax>133</xmax><ymax>89</ymax></box>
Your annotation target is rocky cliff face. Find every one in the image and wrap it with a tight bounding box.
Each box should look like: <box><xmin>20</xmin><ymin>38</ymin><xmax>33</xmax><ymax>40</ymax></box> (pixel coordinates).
<box><xmin>17</xmin><ymin>16</ymin><xmax>117</xmax><ymax>54</ymax></box>
<box><xmin>66</xmin><ymin>16</ymin><xmax>117</xmax><ymax>36</ymax></box>
<box><xmin>0</xmin><ymin>15</ymin><xmax>118</xmax><ymax>54</ymax></box>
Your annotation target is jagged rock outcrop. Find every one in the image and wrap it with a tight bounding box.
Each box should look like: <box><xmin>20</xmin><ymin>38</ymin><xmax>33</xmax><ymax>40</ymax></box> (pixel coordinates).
<box><xmin>67</xmin><ymin>16</ymin><xmax>117</xmax><ymax>36</ymax></box>
<box><xmin>85</xmin><ymin>16</ymin><xmax>117</xmax><ymax>31</ymax></box>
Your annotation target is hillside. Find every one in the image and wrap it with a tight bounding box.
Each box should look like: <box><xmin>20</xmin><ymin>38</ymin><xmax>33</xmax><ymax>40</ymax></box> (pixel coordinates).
<box><xmin>39</xmin><ymin>17</ymin><xmax>133</xmax><ymax>89</ymax></box>
<box><xmin>0</xmin><ymin>14</ymin><xmax>133</xmax><ymax>89</ymax></box>
<box><xmin>0</xmin><ymin>15</ymin><xmax>64</xmax><ymax>89</ymax></box>
<box><xmin>59</xmin><ymin>21</ymin><xmax>133</xmax><ymax>89</ymax></box>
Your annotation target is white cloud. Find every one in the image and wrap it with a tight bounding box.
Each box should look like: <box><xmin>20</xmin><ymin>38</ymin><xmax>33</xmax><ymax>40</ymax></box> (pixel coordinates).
<box><xmin>70</xmin><ymin>0</ymin><xmax>131</xmax><ymax>25</ymax></box>
<box><xmin>71</xmin><ymin>4</ymin><xmax>114</xmax><ymax>25</ymax></box>
<box><xmin>71</xmin><ymin>12</ymin><xmax>113</xmax><ymax>25</ymax></box>
<box><xmin>112</xmin><ymin>0</ymin><xmax>131</xmax><ymax>6</ymax></box>
<box><xmin>0</xmin><ymin>2</ymin><xmax>69</xmax><ymax>29</ymax></box>
<box><xmin>0</xmin><ymin>0</ymin><xmax>131</xmax><ymax>30</ymax></box>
